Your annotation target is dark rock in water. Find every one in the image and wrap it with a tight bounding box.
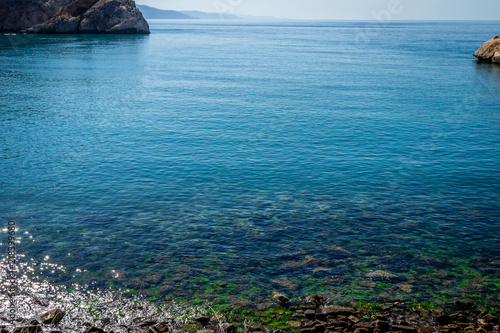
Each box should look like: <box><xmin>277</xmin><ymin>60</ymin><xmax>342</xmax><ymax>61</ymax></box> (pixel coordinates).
<box><xmin>481</xmin><ymin>314</ymin><xmax>498</xmax><ymax>324</ymax></box>
<box><xmin>153</xmin><ymin>323</ymin><xmax>170</xmax><ymax>333</ymax></box>
<box><xmin>0</xmin><ymin>0</ymin><xmax>149</xmax><ymax>34</ymax></box>
<box><xmin>436</xmin><ymin>314</ymin><xmax>453</xmax><ymax>326</ymax></box>
<box><xmin>195</xmin><ymin>316</ymin><xmax>211</xmax><ymax>325</ymax></box>
<box><xmin>12</xmin><ymin>327</ymin><xmax>43</xmax><ymax>333</ymax></box>
<box><xmin>354</xmin><ymin>322</ymin><xmax>374</xmax><ymax>331</ymax></box>
<box><xmin>95</xmin><ymin>317</ymin><xmax>113</xmax><ymax>327</ymax></box>
<box><xmin>315</xmin><ymin>311</ymin><xmax>326</xmax><ymax>321</ymax></box>
<box><xmin>372</xmin><ymin>319</ymin><xmax>390</xmax><ymax>332</ymax></box>
<box><xmin>372</xmin><ymin>315</ymin><xmax>388</xmax><ymax>321</ymax></box>
<box><xmin>304</xmin><ymin>310</ymin><xmax>316</xmax><ymax>320</ymax></box>
<box><xmin>419</xmin><ymin>328</ymin><xmax>433</xmax><ymax>333</ymax></box>
<box><xmin>449</xmin><ymin>313</ymin><xmax>468</xmax><ymax>323</ymax></box>
<box><xmin>125</xmin><ymin>279</ymin><xmax>150</xmax><ymax>290</ymax></box>
<box><xmin>453</xmin><ymin>300</ymin><xmax>475</xmax><ymax>309</ymax></box>
<box><xmin>391</xmin><ymin>325</ymin><xmax>417</xmax><ymax>333</ymax></box>
<box><xmin>474</xmin><ymin>35</ymin><xmax>500</xmax><ymax>63</ymax></box>
<box><xmin>143</xmin><ymin>272</ymin><xmax>164</xmax><ymax>285</ymax></box>
<box><xmin>40</xmin><ymin>309</ymin><xmax>65</xmax><ymax>325</ymax></box>
<box><xmin>219</xmin><ymin>323</ymin><xmax>236</xmax><ymax>333</ymax></box>
<box><xmin>299</xmin><ymin>328</ymin><xmax>316</xmax><ymax>333</ymax></box>
<box><xmin>301</xmin><ymin>319</ymin><xmax>316</xmax><ymax>328</ymax></box>
<box><xmin>354</xmin><ymin>328</ymin><xmax>371</xmax><ymax>333</ymax></box>
<box><xmin>304</xmin><ymin>294</ymin><xmax>327</xmax><ymax>307</ymax></box>
<box><xmin>138</xmin><ymin>319</ymin><xmax>157</xmax><ymax>327</ymax></box>
<box><xmin>313</xmin><ymin>324</ymin><xmax>326</xmax><ymax>333</ymax></box>
<box><xmin>478</xmin><ymin>314</ymin><xmax>499</xmax><ymax>329</ymax></box>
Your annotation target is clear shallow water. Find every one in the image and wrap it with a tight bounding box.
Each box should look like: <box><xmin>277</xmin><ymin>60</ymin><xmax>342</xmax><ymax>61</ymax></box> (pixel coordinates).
<box><xmin>0</xmin><ymin>21</ymin><xmax>500</xmax><ymax>309</ymax></box>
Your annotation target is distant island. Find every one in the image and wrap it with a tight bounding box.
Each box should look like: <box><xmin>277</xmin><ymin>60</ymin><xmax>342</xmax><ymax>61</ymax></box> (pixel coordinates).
<box><xmin>136</xmin><ymin>5</ymin><xmax>241</xmax><ymax>20</ymax></box>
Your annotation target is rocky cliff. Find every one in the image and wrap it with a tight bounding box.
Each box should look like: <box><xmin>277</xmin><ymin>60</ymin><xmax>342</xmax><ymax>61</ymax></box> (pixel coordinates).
<box><xmin>473</xmin><ymin>35</ymin><xmax>500</xmax><ymax>64</ymax></box>
<box><xmin>0</xmin><ymin>0</ymin><xmax>149</xmax><ymax>34</ymax></box>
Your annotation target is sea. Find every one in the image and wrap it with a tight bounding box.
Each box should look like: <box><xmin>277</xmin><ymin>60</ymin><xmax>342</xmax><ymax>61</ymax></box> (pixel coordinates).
<box><xmin>0</xmin><ymin>20</ymin><xmax>499</xmax><ymax>317</ymax></box>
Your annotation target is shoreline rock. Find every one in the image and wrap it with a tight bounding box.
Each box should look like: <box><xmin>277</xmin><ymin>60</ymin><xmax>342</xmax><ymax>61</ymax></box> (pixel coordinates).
<box><xmin>473</xmin><ymin>35</ymin><xmax>500</xmax><ymax>63</ymax></box>
<box><xmin>0</xmin><ymin>0</ymin><xmax>149</xmax><ymax>34</ymax></box>
<box><xmin>3</xmin><ymin>295</ymin><xmax>498</xmax><ymax>333</ymax></box>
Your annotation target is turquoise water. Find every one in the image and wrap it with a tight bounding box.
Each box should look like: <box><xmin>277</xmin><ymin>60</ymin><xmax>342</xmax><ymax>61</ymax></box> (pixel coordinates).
<box><xmin>1</xmin><ymin>21</ymin><xmax>500</xmax><ymax>308</ymax></box>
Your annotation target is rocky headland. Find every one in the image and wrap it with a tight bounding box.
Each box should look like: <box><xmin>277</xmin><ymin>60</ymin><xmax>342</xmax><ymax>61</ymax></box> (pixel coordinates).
<box><xmin>474</xmin><ymin>35</ymin><xmax>500</xmax><ymax>63</ymax></box>
<box><xmin>0</xmin><ymin>0</ymin><xmax>149</xmax><ymax>34</ymax></box>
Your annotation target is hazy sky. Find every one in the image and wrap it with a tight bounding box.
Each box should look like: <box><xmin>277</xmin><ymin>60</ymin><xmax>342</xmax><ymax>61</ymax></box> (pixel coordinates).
<box><xmin>136</xmin><ymin>0</ymin><xmax>500</xmax><ymax>20</ymax></box>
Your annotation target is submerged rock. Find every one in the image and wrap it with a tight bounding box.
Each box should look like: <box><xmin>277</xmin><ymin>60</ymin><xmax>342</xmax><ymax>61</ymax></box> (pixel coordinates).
<box><xmin>453</xmin><ymin>300</ymin><xmax>475</xmax><ymax>309</ymax></box>
<box><xmin>0</xmin><ymin>0</ymin><xmax>149</xmax><ymax>34</ymax></box>
<box><xmin>272</xmin><ymin>278</ymin><xmax>299</xmax><ymax>291</ymax></box>
<box><xmin>365</xmin><ymin>270</ymin><xmax>398</xmax><ymax>279</ymax></box>
<box><xmin>304</xmin><ymin>294</ymin><xmax>327</xmax><ymax>307</ymax></box>
<box><xmin>474</xmin><ymin>35</ymin><xmax>500</xmax><ymax>63</ymax></box>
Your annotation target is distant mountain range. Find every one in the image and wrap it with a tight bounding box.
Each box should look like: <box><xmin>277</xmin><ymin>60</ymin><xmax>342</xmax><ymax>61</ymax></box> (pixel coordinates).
<box><xmin>179</xmin><ymin>11</ymin><xmax>241</xmax><ymax>20</ymax></box>
<box><xmin>137</xmin><ymin>5</ymin><xmax>241</xmax><ymax>20</ymax></box>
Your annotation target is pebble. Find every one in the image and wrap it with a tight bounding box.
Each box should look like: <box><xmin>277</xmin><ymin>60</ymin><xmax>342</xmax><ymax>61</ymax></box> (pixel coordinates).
<box><xmin>365</xmin><ymin>271</ymin><xmax>398</xmax><ymax>279</ymax></box>
<box><xmin>195</xmin><ymin>317</ymin><xmax>211</xmax><ymax>325</ymax></box>
<box><xmin>305</xmin><ymin>310</ymin><xmax>316</xmax><ymax>320</ymax></box>
<box><xmin>40</xmin><ymin>309</ymin><xmax>65</xmax><ymax>325</ymax></box>
<box><xmin>391</xmin><ymin>325</ymin><xmax>417</xmax><ymax>333</ymax></box>
<box><xmin>13</xmin><ymin>327</ymin><xmax>43</xmax><ymax>333</ymax></box>
<box><xmin>304</xmin><ymin>295</ymin><xmax>327</xmax><ymax>307</ymax></box>
<box><xmin>220</xmin><ymin>323</ymin><xmax>236</xmax><ymax>333</ymax></box>
<box><xmin>436</xmin><ymin>314</ymin><xmax>453</xmax><ymax>325</ymax></box>
<box><xmin>322</xmin><ymin>305</ymin><xmax>355</xmax><ymax>316</ymax></box>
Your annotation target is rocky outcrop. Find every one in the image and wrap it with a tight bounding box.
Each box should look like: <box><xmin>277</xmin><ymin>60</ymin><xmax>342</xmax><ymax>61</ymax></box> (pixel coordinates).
<box><xmin>473</xmin><ymin>35</ymin><xmax>500</xmax><ymax>63</ymax></box>
<box><xmin>0</xmin><ymin>0</ymin><xmax>149</xmax><ymax>34</ymax></box>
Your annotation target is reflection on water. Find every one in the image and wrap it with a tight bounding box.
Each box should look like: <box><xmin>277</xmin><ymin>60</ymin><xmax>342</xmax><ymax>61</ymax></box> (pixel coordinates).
<box><xmin>0</xmin><ymin>33</ymin><xmax>149</xmax><ymax>50</ymax></box>
<box><xmin>0</xmin><ymin>257</ymin><xmax>203</xmax><ymax>331</ymax></box>
<box><xmin>475</xmin><ymin>62</ymin><xmax>500</xmax><ymax>93</ymax></box>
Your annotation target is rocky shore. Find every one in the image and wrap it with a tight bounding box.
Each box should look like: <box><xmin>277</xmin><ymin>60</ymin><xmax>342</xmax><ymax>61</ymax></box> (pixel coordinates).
<box><xmin>474</xmin><ymin>35</ymin><xmax>500</xmax><ymax>63</ymax></box>
<box><xmin>0</xmin><ymin>0</ymin><xmax>149</xmax><ymax>34</ymax></box>
<box><xmin>2</xmin><ymin>294</ymin><xmax>498</xmax><ymax>333</ymax></box>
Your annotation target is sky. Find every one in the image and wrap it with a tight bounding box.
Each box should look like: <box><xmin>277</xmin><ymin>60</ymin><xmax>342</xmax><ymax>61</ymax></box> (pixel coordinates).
<box><xmin>135</xmin><ymin>0</ymin><xmax>500</xmax><ymax>20</ymax></box>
